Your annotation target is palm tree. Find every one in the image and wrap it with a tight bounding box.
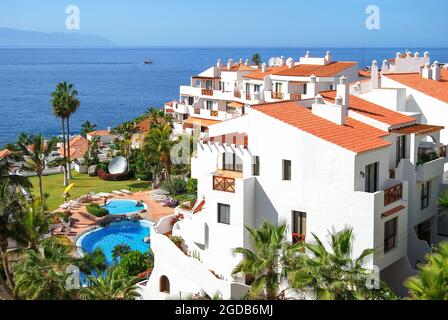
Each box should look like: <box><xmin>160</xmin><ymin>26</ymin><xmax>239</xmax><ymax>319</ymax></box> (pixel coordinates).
<box><xmin>438</xmin><ymin>191</ymin><xmax>448</xmax><ymax>219</ymax></box>
<box><xmin>16</xmin><ymin>132</ymin><xmax>33</xmax><ymax>146</ymax></box>
<box><xmin>51</xmin><ymin>82</ymin><xmax>80</xmax><ymax>180</ymax></box>
<box><xmin>80</xmin><ymin>121</ymin><xmax>97</xmax><ymax>138</ymax></box>
<box><xmin>18</xmin><ymin>134</ymin><xmax>56</xmax><ymax>199</ymax></box>
<box><xmin>80</xmin><ymin>267</ymin><xmax>140</xmax><ymax>300</ymax></box>
<box><xmin>146</xmin><ymin>107</ymin><xmax>172</xmax><ymax>129</ymax></box>
<box><xmin>232</xmin><ymin>221</ymin><xmax>300</xmax><ymax>300</ymax></box>
<box><xmin>405</xmin><ymin>241</ymin><xmax>448</xmax><ymax>300</ymax></box>
<box><xmin>13</xmin><ymin>238</ymin><xmax>76</xmax><ymax>300</ymax></box>
<box><xmin>51</xmin><ymin>85</ymin><xmax>69</xmax><ymax>185</ymax></box>
<box><xmin>113</xmin><ymin>122</ymin><xmax>140</xmax><ymax>164</ymax></box>
<box><xmin>143</xmin><ymin>124</ymin><xmax>179</xmax><ymax>192</ymax></box>
<box><xmin>112</xmin><ymin>244</ymin><xmax>132</xmax><ymax>264</ymax></box>
<box><xmin>252</xmin><ymin>53</ymin><xmax>262</xmax><ymax>66</ymax></box>
<box><xmin>287</xmin><ymin>228</ymin><xmax>395</xmax><ymax>300</ymax></box>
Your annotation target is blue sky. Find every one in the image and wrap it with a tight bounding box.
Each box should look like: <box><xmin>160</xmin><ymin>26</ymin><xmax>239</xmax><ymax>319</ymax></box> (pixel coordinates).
<box><xmin>1</xmin><ymin>0</ymin><xmax>447</xmax><ymax>47</ymax></box>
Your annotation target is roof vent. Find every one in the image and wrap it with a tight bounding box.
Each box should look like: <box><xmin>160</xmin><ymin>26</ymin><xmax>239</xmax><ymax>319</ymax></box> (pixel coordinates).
<box><xmin>315</xmin><ymin>94</ymin><xmax>324</xmax><ymax>104</ymax></box>
<box><xmin>280</xmin><ymin>56</ymin><xmax>286</xmax><ymax>66</ymax></box>
<box><xmin>261</xmin><ymin>63</ymin><xmax>268</xmax><ymax>73</ymax></box>
<box><xmin>422</xmin><ymin>63</ymin><xmax>432</xmax><ymax>79</ymax></box>
<box><xmin>414</xmin><ymin>52</ymin><xmax>420</xmax><ymax>58</ymax></box>
<box><xmin>239</xmin><ymin>58</ymin><xmax>243</xmax><ymax>64</ymax></box>
<box><xmin>325</xmin><ymin>51</ymin><xmax>332</xmax><ymax>62</ymax></box>
<box><xmin>217</xmin><ymin>58</ymin><xmax>222</xmax><ymax>68</ymax></box>
<box><xmin>227</xmin><ymin>59</ymin><xmax>234</xmax><ymax>70</ymax></box>
<box><xmin>432</xmin><ymin>61</ymin><xmax>441</xmax><ymax>81</ymax></box>
<box><xmin>424</xmin><ymin>51</ymin><xmax>430</xmax><ymax>58</ymax></box>
<box><xmin>396</xmin><ymin>52</ymin><xmax>402</xmax><ymax>59</ymax></box>
<box><xmin>287</xmin><ymin>58</ymin><xmax>295</xmax><ymax>69</ymax></box>
<box><xmin>305</xmin><ymin>51</ymin><xmax>311</xmax><ymax>58</ymax></box>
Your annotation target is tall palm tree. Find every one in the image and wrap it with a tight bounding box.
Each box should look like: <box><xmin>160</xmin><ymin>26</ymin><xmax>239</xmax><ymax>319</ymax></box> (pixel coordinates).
<box><xmin>16</xmin><ymin>132</ymin><xmax>33</xmax><ymax>146</ymax></box>
<box><xmin>18</xmin><ymin>134</ymin><xmax>56</xmax><ymax>199</ymax></box>
<box><xmin>252</xmin><ymin>53</ymin><xmax>262</xmax><ymax>66</ymax></box>
<box><xmin>80</xmin><ymin>121</ymin><xmax>97</xmax><ymax>138</ymax></box>
<box><xmin>80</xmin><ymin>267</ymin><xmax>140</xmax><ymax>300</ymax></box>
<box><xmin>232</xmin><ymin>221</ymin><xmax>300</xmax><ymax>300</ymax></box>
<box><xmin>51</xmin><ymin>86</ymin><xmax>68</xmax><ymax>184</ymax></box>
<box><xmin>13</xmin><ymin>238</ymin><xmax>76</xmax><ymax>300</ymax></box>
<box><xmin>288</xmin><ymin>228</ymin><xmax>395</xmax><ymax>300</ymax></box>
<box><xmin>143</xmin><ymin>124</ymin><xmax>179</xmax><ymax>192</ymax></box>
<box><xmin>113</xmin><ymin>122</ymin><xmax>140</xmax><ymax>164</ymax></box>
<box><xmin>51</xmin><ymin>82</ymin><xmax>80</xmax><ymax>180</ymax></box>
<box><xmin>405</xmin><ymin>241</ymin><xmax>448</xmax><ymax>300</ymax></box>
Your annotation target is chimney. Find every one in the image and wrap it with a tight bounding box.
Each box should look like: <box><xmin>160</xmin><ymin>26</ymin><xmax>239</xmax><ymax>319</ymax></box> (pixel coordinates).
<box><xmin>371</xmin><ymin>60</ymin><xmax>379</xmax><ymax>89</ymax></box>
<box><xmin>280</xmin><ymin>56</ymin><xmax>286</xmax><ymax>66</ymax></box>
<box><xmin>424</xmin><ymin>51</ymin><xmax>430</xmax><ymax>58</ymax></box>
<box><xmin>217</xmin><ymin>58</ymin><xmax>223</xmax><ymax>68</ymax></box>
<box><xmin>244</xmin><ymin>59</ymin><xmax>249</xmax><ymax>66</ymax></box>
<box><xmin>432</xmin><ymin>61</ymin><xmax>441</xmax><ymax>81</ymax></box>
<box><xmin>352</xmin><ymin>82</ymin><xmax>361</xmax><ymax>95</ymax></box>
<box><xmin>305</xmin><ymin>50</ymin><xmax>311</xmax><ymax>58</ymax></box>
<box><xmin>261</xmin><ymin>63</ymin><xmax>268</xmax><ymax>73</ymax></box>
<box><xmin>414</xmin><ymin>52</ymin><xmax>420</xmax><ymax>58</ymax></box>
<box><xmin>107</xmin><ymin>126</ymin><xmax>111</xmax><ymax>133</ymax></box>
<box><xmin>239</xmin><ymin>58</ymin><xmax>243</xmax><ymax>64</ymax></box>
<box><xmin>312</xmin><ymin>94</ymin><xmax>347</xmax><ymax>125</ymax></box>
<box><xmin>381</xmin><ymin>59</ymin><xmax>389</xmax><ymax>73</ymax></box>
<box><xmin>307</xmin><ymin>75</ymin><xmax>318</xmax><ymax>97</ymax></box>
<box><xmin>325</xmin><ymin>51</ymin><xmax>332</xmax><ymax>63</ymax></box>
<box><xmin>336</xmin><ymin>76</ymin><xmax>349</xmax><ymax>106</ymax></box>
<box><xmin>422</xmin><ymin>63</ymin><xmax>432</xmax><ymax>79</ymax></box>
<box><xmin>444</xmin><ymin>64</ymin><xmax>448</xmax><ymax>70</ymax></box>
<box><xmin>287</xmin><ymin>58</ymin><xmax>295</xmax><ymax>68</ymax></box>
<box><xmin>227</xmin><ymin>59</ymin><xmax>234</xmax><ymax>70</ymax></box>
<box><xmin>396</xmin><ymin>52</ymin><xmax>402</xmax><ymax>60</ymax></box>
<box><xmin>315</xmin><ymin>94</ymin><xmax>324</xmax><ymax>104</ymax></box>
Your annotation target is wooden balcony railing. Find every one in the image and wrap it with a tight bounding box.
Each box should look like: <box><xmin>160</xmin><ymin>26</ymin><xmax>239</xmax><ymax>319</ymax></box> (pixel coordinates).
<box><xmin>384</xmin><ymin>183</ymin><xmax>403</xmax><ymax>206</ymax></box>
<box><xmin>292</xmin><ymin>233</ymin><xmax>306</xmax><ymax>244</ymax></box>
<box><xmin>213</xmin><ymin>176</ymin><xmax>236</xmax><ymax>193</ymax></box>
<box><xmin>271</xmin><ymin>92</ymin><xmax>284</xmax><ymax>100</ymax></box>
<box><xmin>234</xmin><ymin>91</ymin><xmax>241</xmax><ymax>98</ymax></box>
<box><xmin>194</xmin><ymin>108</ymin><xmax>200</xmax><ymax>115</ymax></box>
<box><xmin>202</xmin><ymin>88</ymin><xmax>214</xmax><ymax>96</ymax></box>
<box><xmin>210</xmin><ymin>110</ymin><xmax>218</xmax><ymax>117</ymax></box>
<box><xmin>440</xmin><ymin>145</ymin><xmax>447</xmax><ymax>158</ymax></box>
<box><xmin>246</xmin><ymin>93</ymin><xmax>251</xmax><ymax>100</ymax></box>
<box><xmin>290</xmin><ymin>94</ymin><xmax>301</xmax><ymax>101</ymax></box>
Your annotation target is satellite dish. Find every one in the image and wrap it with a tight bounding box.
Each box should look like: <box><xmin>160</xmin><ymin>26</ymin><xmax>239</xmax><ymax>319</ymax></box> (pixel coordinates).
<box><xmin>274</xmin><ymin>57</ymin><xmax>282</xmax><ymax>66</ymax></box>
<box><xmin>268</xmin><ymin>57</ymin><xmax>276</xmax><ymax>67</ymax></box>
<box><xmin>108</xmin><ymin>156</ymin><xmax>128</xmax><ymax>174</ymax></box>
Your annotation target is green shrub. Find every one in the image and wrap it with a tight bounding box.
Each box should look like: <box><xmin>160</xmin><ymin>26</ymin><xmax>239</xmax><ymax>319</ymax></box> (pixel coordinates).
<box><xmin>119</xmin><ymin>251</ymin><xmax>150</xmax><ymax>277</ymax></box>
<box><xmin>86</xmin><ymin>203</ymin><xmax>109</xmax><ymax>217</ymax></box>
<box><xmin>186</xmin><ymin>178</ymin><xmax>198</xmax><ymax>194</ymax></box>
<box><xmin>173</xmin><ymin>178</ymin><xmax>187</xmax><ymax>194</ymax></box>
<box><xmin>76</xmin><ymin>248</ymin><xmax>108</xmax><ymax>275</ymax></box>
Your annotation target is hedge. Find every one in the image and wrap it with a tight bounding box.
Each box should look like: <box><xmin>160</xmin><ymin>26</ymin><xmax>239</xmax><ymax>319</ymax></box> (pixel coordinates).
<box><xmin>97</xmin><ymin>169</ymin><xmax>134</xmax><ymax>181</ymax></box>
<box><xmin>86</xmin><ymin>203</ymin><xmax>109</xmax><ymax>217</ymax></box>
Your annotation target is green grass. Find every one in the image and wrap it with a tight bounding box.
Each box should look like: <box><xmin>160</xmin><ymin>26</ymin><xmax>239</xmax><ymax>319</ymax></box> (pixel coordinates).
<box><xmin>29</xmin><ymin>171</ymin><xmax>151</xmax><ymax>211</ymax></box>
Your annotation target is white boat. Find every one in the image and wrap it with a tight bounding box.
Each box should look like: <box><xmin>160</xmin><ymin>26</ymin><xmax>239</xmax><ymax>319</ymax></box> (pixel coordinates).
<box><xmin>143</xmin><ymin>58</ymin><xmax>153</xmax><ymax>64</ymax></box>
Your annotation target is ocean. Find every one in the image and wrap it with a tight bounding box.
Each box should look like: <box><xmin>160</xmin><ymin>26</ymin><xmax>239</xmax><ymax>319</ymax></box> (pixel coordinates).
<box><xmin>0</xmin><ymin>47</ymin><xmax>447</xmax><ymax>147</ymax></box>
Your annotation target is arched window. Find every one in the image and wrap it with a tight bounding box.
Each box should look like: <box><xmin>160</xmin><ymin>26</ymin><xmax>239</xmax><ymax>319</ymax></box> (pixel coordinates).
<box><xmin>159</xmin><ymin>275</ymin><xmax>170</xmax><ymax>294</ymax></box>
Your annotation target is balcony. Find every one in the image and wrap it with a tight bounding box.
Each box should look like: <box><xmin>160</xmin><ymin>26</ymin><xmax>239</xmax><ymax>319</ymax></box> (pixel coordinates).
<box><xmin>246</xmin><ymin>93</ymin><xmax>251</xmax><ymax>101</ymax></box>
<box><xmin>416</xmin><ymin>156</ymin><xmax>445</xmax><ymax>182</ymax></box>
<box><xmin>210</xmin><ymin>110</ymin><xmax>219</xmax><ymax>117</ymax></box>
<box><xmin>271</xmin><ymin>92</ymin><xmax>284</xmax><ymax>100</ymax></box>
<box><xmin>234</xmin><ymin>91</ymin><xmax>241</xmax><ymax>98</ymax></box>
<box><xmin>290</xmin><ymin>93</ymin><xmax>301</xmax><ymax>101</ymax></box>
<box><xmin>202</xmin><ymin>89</ymin><xmax>214</xmax><ymax>96</ymax></box>
<box><xmin>212</xmin><ymin>170</ymin><xmax>243</xmax><ymax>193</ymax></box>
<box><xmin>384</xmin><ymin>183</ymin><xmax>403</xmax><ymax>206</ymax></box>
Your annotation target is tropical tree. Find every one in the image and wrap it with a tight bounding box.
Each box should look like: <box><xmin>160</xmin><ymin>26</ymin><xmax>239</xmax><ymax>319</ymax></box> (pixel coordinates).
<box><xmin>232</xmin><ymin>221</ymin><xmax>300</xmax><ymax>300</ymax></box>
<box><xmin>112</xmin><ymin>244</ymin><xmax>132</xmax><ymax>264</ymax></box>
<box><xmin>16</xmin><ymin>132</ymin><xmax>33</xmax><ymax>146</ymax></box>
<box><xmin>80</xmin><ymin>267</ymin><xmax>140</xmax><ymax>300</ymax></box>
<box><xmin>146</xmin><ymin>107</ymin><xmax>172</xmax><ymax>129</ymax></box>
<box><xmin>287</xmin><ymin>228</ymin><xmax>396</xmax><ymax>300</ymax></box>
<box><xmin>13</xmin><ymin>238</ymin><xmax>77</xmax><ymax>300</ymax></box>
<box><xmin>75</xmin><ymin>248</ymin><xmax>108</xmax><ymax>276</ymax></box>
<box><xmin>438</xmin><ymin>191</ymin><xmax>448</xmax><ymax>219</ymax></box>
<box><xmin>80</xmin><ymin>121</ymin><xmax>97</xmax><ymax>138</ymax></box>
<box><xmin>405</xmin><ymin>241</ymin><xmax>448</xmax><ymax>300</ymax></box>
<box><xmin>51</xmin><ymin>81</ymin><xmax>80</xmax><ymax>180</ymax></box>
<box><xmin>18</xmin><ymin>134</ymin><xmax>57</xmax><ymax>199</ymax></box>
<box><xmin>83</xmin><ymin>136</ymin><xmax>100</xmax><ymax>166</ymax></box>
<box><xmin>113</xmin><ymin>122</ymin><xmax>140</xmax><ymax>164</ymax></box>
<box><xmin>252</xmin><ymin>53</ymin><xmax>262</xmax><ymax>66</ymax></box>
<box><xmin>142</xmin><ymin>124</ymin><xmax>179</xmax><ymax>192</ymax></box>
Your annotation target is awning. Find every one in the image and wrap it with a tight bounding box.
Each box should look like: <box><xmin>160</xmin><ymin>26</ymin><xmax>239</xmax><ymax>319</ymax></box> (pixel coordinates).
<box><xmin>183</xmin><ymin>117</ymin><xmax>222</xmax><ymax>128</ymax></box>
<box><xmin>390</xmin><ymin>124</ymin><xmax>444</xmax><ymax>136</ymax></box>
<box><xmin>227</xmin><ymin>101</ymin><xmax>245</xmax><ymax>108</ymax></box>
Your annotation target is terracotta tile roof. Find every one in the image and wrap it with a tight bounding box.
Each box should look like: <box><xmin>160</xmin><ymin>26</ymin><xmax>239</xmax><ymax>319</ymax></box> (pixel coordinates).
<box><xmin>273</xmin><ymin>62</ymin><xmax>357</xmax><ymax>77</ymax></box>
<box><xmin>320</xmin><ymin>91</ymin><xmax>416</xmax><ymax>127</ymax></box>
<box><xmin>390</xmin><ymin>124</ymin><xmax>444</xmax><ymax>135</ymax></box>
<box><xmin>384</xmin><ymin>70</ymin><xmax>448</xmax><ymax>104</ymax></box>
<box><xmin>244</xmin><ymin>65</ymin><xmax>290</xmax><ymax>80</ymax></box>
<box><xmin>0</xmin><ymin>149</ymin><xmax>11</xmax><ymax>160</ymax></box>
<box><xmin>61</xmin><ymin>135</ymin><xmax>88</xmax><ymax>159</ymax></box>
<box><xmin>252</xmin><ymin>101</ymin><xmax>391</xmax><ymax>154</ymax></box>
<box><xmin>89</xmin><ymin>130</ymin><xmax>111</xmax><ymax>137</ymax></box>
<box><xmin>220</xmin><ymin>63</ymin><xmax>255</xmax><ymax>72</ymax></box>
<box><xmin>136</xmin><ymin>118</ymin><xmax>150</xmax><ymax>133</ymax></box>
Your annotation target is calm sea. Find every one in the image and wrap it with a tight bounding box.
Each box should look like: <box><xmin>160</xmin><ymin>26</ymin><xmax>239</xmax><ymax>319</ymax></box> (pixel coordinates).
<box><xmin>1</xmin><ymin>47</ymin><xmax>447</xmax><ymax>147</ymax></box>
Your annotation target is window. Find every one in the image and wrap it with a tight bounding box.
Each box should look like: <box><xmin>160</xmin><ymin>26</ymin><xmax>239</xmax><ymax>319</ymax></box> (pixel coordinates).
<box><xmin>252</xmin><ymin>156</ymin><xmax>260</xmax><ymax>176</ymax></box>
<box><xmin>217</xmin><ymin>203</ymin><xmax>230</xmax><ymax>225</ymax></box>
<box><xmin>329</xmin><ymin>84</ymin><xmax>334</xmax><ymax>90</ymax></box>
<box><xmin>188</xmin><ymin>96</ymin><xmax>194</xmax><ymax>105</ymax></box>
<box><xmin>223</xmin><ymin>153</ymin><xmax>243</xmax><ymax>172</ymax></box>
<box><xmin>365</xmin><ymin>162</ymin><xmax>379</xmax><ymax>193</ymax></box>
<box><xmin>396</xmin><ymin>136</ymin><xmax>406</xmax><ymax>167</ymax></box>
<box><xmin>303</xmin><ymin>84</ymin><xmax>308</xmax><ymax>95</ymax></box>
<box><xmin>254</xmin><ymin>85</ymin><xmax>261</xmax><ymax>93</ymax></box>
<box><xmin>275</xmin><ymin>82</ymin><xmax>283</xmax><ymax>93</ymax></box>
<box><xmin>384</xmin><ymin>218</ymin><xmax>398</xmax><ymax>253</ymax></box>
<box><xmin>205</xmin><ymin>80</ymin><xmax>213</xmax><ymax>90</ymax></box>
<box><xmin>245</xmin><ymin>83</ymin><xmax>251</xmax><ymax>93</ymax></box>
<box><xmin>206</xmin><ymin>101</ymin><xmax>213</xmax><ymax>110</ymax></box>
<box><xmin>421</xmin><ymin>181</ymin><xmax>430</xmax><ymax>210</ymax></box>
<box><xmin>195</xmin><ymin>80</ymin><xmax>201</xmax><ymax>87</ymax></box>
<box><xmin>292</xmin><ymin>211</ymin><xmax>306</xmax><ymax>235</ymax></box>
<box><xmin>282</xmin><ymin>160</ymin><xmax>291</xmax><ymax>181</ymax></box>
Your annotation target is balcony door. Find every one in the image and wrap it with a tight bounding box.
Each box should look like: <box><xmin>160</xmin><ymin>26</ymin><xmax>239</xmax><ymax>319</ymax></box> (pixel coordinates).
<box><xmin>396</xmin><ymin>135</ymin><xmax>406</xmax><ymax>167</ymax></box>
<box><xmin>275</xmin><ymin>82</ymin><xmax>282</xmax><ymax>93</ymax></box>
<box><xmin>292</xmin><ymin>211</ymin><xmax>306</xmax><ymax>244</ymax></box>
<box><xmin>205</xmin><ymin>80</ymin><xmax>213</xmax><ymax>90</ymax></box>
<box><xmin>222</xmin><ymin>153</ymin><xmax>243</xmax><ymax>172</ymax></box>
<box><xmin>365</xmin><ymin>162</ymin><xmax>379</xmax><ymax>193</ymax></box>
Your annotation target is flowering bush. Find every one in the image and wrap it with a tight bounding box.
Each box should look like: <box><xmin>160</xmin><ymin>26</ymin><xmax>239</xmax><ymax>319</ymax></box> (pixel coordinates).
<box><xmin>97</xmin><ymin>169</ymin><xmax>133</xmax><ymax>181</ymax></box>
<box><xmin>170</xmin><ymin>213</ymin><xmax>184</xmax><ymax>226</ymax></box>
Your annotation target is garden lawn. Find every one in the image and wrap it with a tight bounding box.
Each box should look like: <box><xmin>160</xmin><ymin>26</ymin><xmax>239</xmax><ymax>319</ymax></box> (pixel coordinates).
<box><xmin>29</xmin><ymin>171</ymin><xmax>151</xmax><ymax>211</ymax></box>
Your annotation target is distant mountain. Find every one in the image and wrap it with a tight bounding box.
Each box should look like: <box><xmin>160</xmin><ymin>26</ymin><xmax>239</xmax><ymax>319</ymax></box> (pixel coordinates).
<box><xmin>0</xmin><ymin>28</ymin><xmax>115</xmax><ymax>47</ymax></box>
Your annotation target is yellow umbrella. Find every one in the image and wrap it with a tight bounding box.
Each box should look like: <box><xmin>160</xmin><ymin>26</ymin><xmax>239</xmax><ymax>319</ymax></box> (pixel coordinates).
<box><xmin>64</xmin><ymin>183</ymin><xmax>75</xmax><ymax>195</ymax></box>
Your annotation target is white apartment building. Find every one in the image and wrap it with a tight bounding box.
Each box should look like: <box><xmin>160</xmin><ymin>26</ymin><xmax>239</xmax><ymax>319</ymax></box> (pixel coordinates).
<box><xmin>144</xmin><ymin>71</ymin><xmax>447</xmax><ymax>299</ymax></box>
<box><xmin>166</xmin><ymin>51</ymin><xmax>360</xmax><ymax>137</ymax></box>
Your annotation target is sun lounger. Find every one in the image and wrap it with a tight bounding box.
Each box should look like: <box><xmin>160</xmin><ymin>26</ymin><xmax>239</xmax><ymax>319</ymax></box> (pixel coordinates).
<box><xmin>121</xmin><ymin>189</ymin><xmax>132</xmax><ymax>195</ymax></box>
<box><xmin>112</xmin><ymin>190</ymin><xmax>125</xmax><ymax>196</ymax></box>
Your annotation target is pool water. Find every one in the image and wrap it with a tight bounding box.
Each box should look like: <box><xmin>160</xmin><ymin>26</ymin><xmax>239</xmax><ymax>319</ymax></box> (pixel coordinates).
<box><xmin>102</xmin><ymin>199</ymin><xmax>147</xmax><ymax>215</ymax></box>
<box><xmin>78</xmin><ymin>221</ymin><xmax>151</xmax><ymax>264</ymax></box>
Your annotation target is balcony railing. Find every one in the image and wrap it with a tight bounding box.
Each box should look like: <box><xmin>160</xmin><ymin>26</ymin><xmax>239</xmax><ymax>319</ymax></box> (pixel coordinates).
<box><xmin>384</xmin><ymin>183</ymin><xmax>403</xmax><ymax>206</ymax></box>
<box><xmin>290</xmin><ymin>93</ymin><xmax>301</xmax><ymax>101</ymax></box>
<box><xmin>194</xmin><ymin>108</ymin><xmax>200</xmax><ymax>115</ymax></box>
<box><xmin>202</xmin><ymin>89</ymin><xmax>214</xmax><ymax>96</ymax></box>
<box><xmin>210</xmin><ymin>110</ymin><xmax>218</xmax><ymax>117</ymax></box>
<box><xmin>213</xmin><ymin>176</ymin><xmax>236</xmax><ymax>193</ymax></box>
<box><xmin>234</xmin><ymin>91</ymin><xmax>241</xmax><ymax>98</ymax></box>
<box><xmin>271</xmin><ymin>92</ymin><xmax>284</xmax><ymax>100</ymax></box>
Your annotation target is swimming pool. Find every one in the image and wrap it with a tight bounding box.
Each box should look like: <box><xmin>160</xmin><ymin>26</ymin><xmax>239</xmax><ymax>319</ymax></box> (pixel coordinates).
<box><xmin>102</xmin><ymin>199</ymin><xmax>147</xmax><ymax>215</ymax></box>
<box><xmin>77</xmin><ymin>220</ymin><xmax>152</xmax><ymax>264</ymax></box>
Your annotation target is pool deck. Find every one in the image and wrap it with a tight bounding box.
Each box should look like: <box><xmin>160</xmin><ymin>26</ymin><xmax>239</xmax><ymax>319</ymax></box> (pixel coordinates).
<box><xmin>55</xmin><ymin>191</ymin><xmax>174</xmax><ymax>239</ymax></box>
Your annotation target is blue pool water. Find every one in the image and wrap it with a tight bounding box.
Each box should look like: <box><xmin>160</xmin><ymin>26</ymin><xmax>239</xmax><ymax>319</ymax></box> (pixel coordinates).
<box><xmin>102</xmin><ymin>199</ymin><xmax>146</xmax><ymax>215</ymax></box>
<box><xmin>78</xmin><ymin>220</ymin><xmax>151</xmax><ymax>264</ymax></box>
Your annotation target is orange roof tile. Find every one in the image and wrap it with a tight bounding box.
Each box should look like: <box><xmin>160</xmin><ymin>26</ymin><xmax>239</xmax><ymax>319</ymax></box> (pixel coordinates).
<box><xmin>320</xmin><ymin>91</ymin><xmax>416</xmax><ymax>127</ymax></box>
<box><xmin>89</xmin><ymin>130</ymin><xmax>112</xmax><ymax>137</ymax></box>
<box><xmin>136</xmin><ymin>119</ymin><xmax>150</xmax><ymax>133</ymax></box>
<box><xmin>244</xmin><ymin>65</ymin><xmax>290</xmax><ymax>80</ymax></box>
<box><xmin>220</xmin><ymin>63</ymin><xmax>255</xmax><ymax>72</ymax></box>
<box><xmin>273</xmin><ymin>62</ymin><xmax>357</xmax><ymax>77</ymax></box>
<box><xmin>390</xmin><ymin>124</ymin><xmax>444</xmax><ymax>135</ymax></box>
<box><xmin>252</xmin><ymin>101</ymin><xmax>391</xmax><ymax>154</ymax></box>
<box><xmin>384</xmin><ymin>70</ymin><xmax>448</xmax><ymax>104</ymax></box>
<box><xmin>61</xmin><ymin>135</ymin><xmax>88</xmax><ymax>159</ymax></box>
<box><xmin>0</xmin><ymin>149</ymin><xmax>11</xmax><ymax>160</ymax></box>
